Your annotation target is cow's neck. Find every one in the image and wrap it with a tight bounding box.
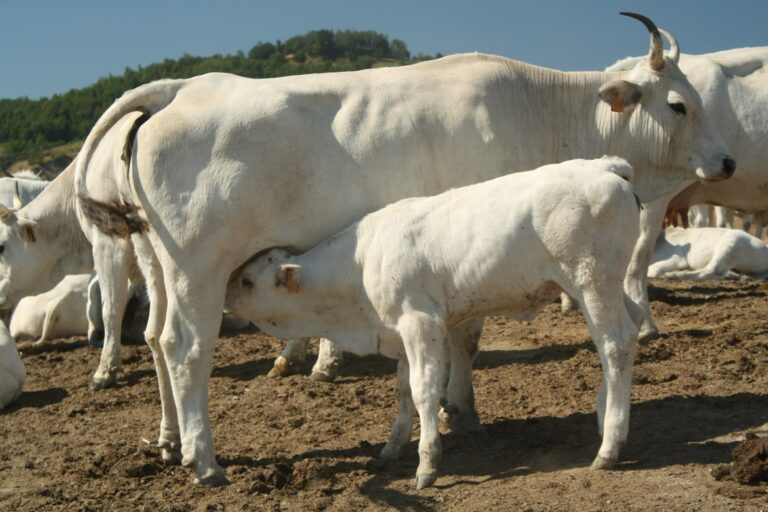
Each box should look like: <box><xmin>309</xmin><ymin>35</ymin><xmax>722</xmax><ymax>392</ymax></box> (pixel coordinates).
<box><xmin>19</xmin><ymin>164</ymin><xmax>89</xmax><ymax>252</ymax></box>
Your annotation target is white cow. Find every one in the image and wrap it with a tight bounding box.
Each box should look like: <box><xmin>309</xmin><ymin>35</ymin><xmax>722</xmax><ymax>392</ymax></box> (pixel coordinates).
<box><xmin>609</xmin><ymin>45</ymin><xmax>768</xmax><ymax>340</ymax></box>
<box><xmin>74</xmin><ymin>14</ymin><xmax>733</xmax><ymax>484</ymax></box>
<box><xmin>10</xmin><ymin>274</ymin><xmax>91</xmax><ymax>343</ymax></box>
<box><xmin>0</xmin><ymin>319</ymin><xmax>25</xmax><ymax>410</ymax></box>
<box><xmin>226</xmin><ymin>157</ymin><xmax>642</xmax><ymax>488</ymax></box>
<box><xmin>649</xmin><ymin>227</ymin><xmax>768</xmax><ymax>280</ymax></box>
<box><xmin>0</xmin><ymin>170</ymin><xmax>49</xmax><ymax>209</ymax></box>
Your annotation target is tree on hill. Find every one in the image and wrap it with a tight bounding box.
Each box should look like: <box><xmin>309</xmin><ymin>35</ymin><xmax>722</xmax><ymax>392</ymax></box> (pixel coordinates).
<box><xmin>0</xmin><ymin>29</ymin><xmax>434</xmax><ymax>172</ymax></box>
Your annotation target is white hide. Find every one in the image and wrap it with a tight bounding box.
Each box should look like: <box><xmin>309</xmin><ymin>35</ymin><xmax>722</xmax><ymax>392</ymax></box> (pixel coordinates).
<box><xmin>75</xmin><ymin>20</ymin><xmax>732</xmax><ymax>484</ymax></box>
<box><xmin>0</xmin><ymin>170</ymin><xmax>49</xmax><ymax>209</ymax></box>
<box><xmin>227</xmin><ymin>157</ymin><xmax>642</xmax><ymax>488</ymax></box>
<box><xmin>649</xmin><ymin>227</ymin><xmax>768</xmax><ymax>280</ymax></box>
<box><xmin>609</xmin><ymin>46</ymin><xmax>768</xmax><ymax>340</ymax></box>
<box><xmin>10</xmin><ymin>274</ymin><xmax>90</xmax><ymax>343</ymax></box>
<box><xmin>0</xmin><ymin>319</ymin><xmax>25</xmax><ymax>410</ymax></box>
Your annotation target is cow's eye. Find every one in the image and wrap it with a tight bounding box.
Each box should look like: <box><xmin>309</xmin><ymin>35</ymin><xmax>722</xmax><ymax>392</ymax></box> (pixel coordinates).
<box><xmin>0</xmin><ymin>245</ymin><xmax>5</xmax><ymax>255</ymax></box>
<box><xmin>241</xmin><ymin>278</ymin><xmax>254</xmax><ymax>290</ymax></box>
<box><xmin>669</xmin><ymin>102</ymin><xmax>687</xmax><ymax>116</ymax></box>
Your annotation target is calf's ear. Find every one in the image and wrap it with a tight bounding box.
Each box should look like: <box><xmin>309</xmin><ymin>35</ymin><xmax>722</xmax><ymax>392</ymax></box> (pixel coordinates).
<box><xmin>276</xmin><ymin>264</ymin><xmax>302</xmax><ymax>294</ymax></box>
<box><xmin>16</xmin><ymin>218</ymin><xmax>38</xmax><ymax>244</ymax></box>
<box><xmin>598</xmin><ymin>80</ymin><xmax>642</xmax><ymax>113</ymax></box>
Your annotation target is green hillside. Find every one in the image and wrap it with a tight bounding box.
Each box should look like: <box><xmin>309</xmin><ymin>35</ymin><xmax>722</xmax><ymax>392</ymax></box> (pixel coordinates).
<box><xmin>0</xmin><ymin>29</ymin><xmax>437</xmax><ymax>173</ymax></box>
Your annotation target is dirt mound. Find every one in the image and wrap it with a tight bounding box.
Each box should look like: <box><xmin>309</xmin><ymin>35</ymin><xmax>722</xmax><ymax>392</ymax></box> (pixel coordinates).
<box><xmin>711</xmin><ymin>433</ymin><xmax>768</xmax><ymax>484</ymax></box>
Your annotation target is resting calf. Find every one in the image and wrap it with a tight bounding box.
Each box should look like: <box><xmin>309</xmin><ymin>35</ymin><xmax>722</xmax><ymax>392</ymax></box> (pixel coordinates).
<box><xmin>649</xmin><ymin>227</ymin><xmax>768</xmax><ymax>279</ymax></box>
<box><xmin>227</xmin><ymin>157</ymin><xmax>642</xmax><ymax>488</ymax></box>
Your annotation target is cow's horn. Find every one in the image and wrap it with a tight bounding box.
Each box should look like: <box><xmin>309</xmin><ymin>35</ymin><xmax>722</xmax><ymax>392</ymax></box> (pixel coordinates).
<box><xmin>659</xmin><ymin>28</ymin><xmax>680</xmax><ymax>64</ymax></box>
<box><xmin>620</xmin><ymin>12</ymin><xmax>665</xmax><ymax>71</ymax></box>
<box><xmin>12</xmin><ymin>181</ymin><xmax>22</xmax><ymax>211</ymax></box>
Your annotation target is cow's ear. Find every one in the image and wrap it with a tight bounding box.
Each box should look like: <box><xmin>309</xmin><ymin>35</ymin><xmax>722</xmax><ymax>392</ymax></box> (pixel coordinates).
<box><xmin>16</xmin><ymin>218</ymin><xmax>38</xmax><ymax>244</ymax></box>
<box><xmin>0</xmin><ymin>204</ymin><xmax>14</xmax><ymax>223</ymax></box>
<box><xmin>598</xmin><ymin>80</ymin><xmax>642</xmax><ymax>113</ymax></box>
<box><xmin>276</xmin><ymin>264</ymin><xmax>302</xmax><ymax>293</ymax></box>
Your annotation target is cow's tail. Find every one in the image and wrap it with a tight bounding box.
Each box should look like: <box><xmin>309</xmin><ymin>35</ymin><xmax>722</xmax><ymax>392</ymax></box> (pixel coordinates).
<box><xmin>75</xmin><ymin>78</ymin><xmax>185</xmax><ymax>237</ymax></box>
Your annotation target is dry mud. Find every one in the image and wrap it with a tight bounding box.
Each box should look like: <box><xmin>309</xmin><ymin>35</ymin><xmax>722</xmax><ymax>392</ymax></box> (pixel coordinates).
<box><xmin>2</xmin><ymin>278</ymin><xmax>768</xmax><ymax>511</ymax></box>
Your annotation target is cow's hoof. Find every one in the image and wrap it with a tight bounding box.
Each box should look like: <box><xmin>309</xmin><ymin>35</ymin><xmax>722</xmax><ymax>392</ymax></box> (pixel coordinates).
<box><xmin>415</xmin><ymin>472</ymin><xmax>438</xmax><ymax>489</ymax></box>
<box><xmin>637</xmin><ymin>328</ymin><xmax>660</xmax><ymax>344</ymax></box>
<box><xmin>590</xmin><ymin>455</ymin><xmax>617</xmax><ymax>470</ymax></box>
<box><xmin>90</xmin><ymin>373</ymin><xmax>117</xmax><ymax>390</ymax></box>
<box><xmin>267</xmin><ymin>356</ymin><xmax>305</xmax><ymax>378</ymax></box>
<box><xmin>194</xmin><ymin>469</ymin><xmax>230</xmax><ymax>486</ymax></box>
<box><xmin>440</xmin><ymin>406</ymin><xmax>486</xmax><ymax>438</ymax></box>
<box><xmin>309</xmin><ymin>369</ymin><xmax>337</xmax><ymax>382</ymax></box>
<box><xmin>88</xmin><ymin>333</ymin><xmax>105</xmax><ymax>348</ymax></box>
<box><xmin>161</xmin><ymin>448</ymin><xmax>182</xmax><ymax>465</ymax></box>
<box><xmin>379</xmin><ymin>444</ymin><xmax>402</xmax><ymax>461</ymax></box>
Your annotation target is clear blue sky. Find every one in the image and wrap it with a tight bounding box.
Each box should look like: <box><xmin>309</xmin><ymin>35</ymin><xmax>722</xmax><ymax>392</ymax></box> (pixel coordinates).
<box><xmin>1</xmin><ymin>0</ymin><xmax>766</xmax><ymax>100</ymax></box>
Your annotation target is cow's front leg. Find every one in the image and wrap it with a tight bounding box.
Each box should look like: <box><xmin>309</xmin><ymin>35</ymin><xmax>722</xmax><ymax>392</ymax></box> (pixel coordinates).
<box><xmin>380</xmin><ymin>357</ymin><xmax>415</xmax><ymax>460</ymax></box>
<box><xmin>441</xmin><ymin>318</ymin><xmax>484</xmax><ymax>436</ymax></box>
<box><xmin>624</xmin><ymin>197</ymin><xmax>667</xmax><ymax>342</ymax></box>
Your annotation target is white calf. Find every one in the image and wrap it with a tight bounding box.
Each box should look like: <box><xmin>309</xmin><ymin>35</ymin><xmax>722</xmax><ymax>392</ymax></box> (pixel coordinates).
<box><xmin>227</xmin><ymin>157</ymin><xmax>642</xmax><ymax>488</ymax></box>
<box><xmin>649</xmin><ymin>227</ymin><xmax>768</xmax><ymax>280</ymax></box>
<box><xmin>0</xmin><ymin>319</ymin><xmax>25</xmax><ymax>409</ymax></box>
<box><xmin>10</xmin><ymin>274</ymin><xmax>90</xmax><ymax>344</ymax></box>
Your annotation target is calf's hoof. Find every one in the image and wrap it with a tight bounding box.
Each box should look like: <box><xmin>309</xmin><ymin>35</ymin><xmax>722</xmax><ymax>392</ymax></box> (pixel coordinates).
<box><xmin>267</xmin><ymin>356</ymin><xmax>305</xmax><ymax>378</ymax></box>
<box><xmin>415</xmin><ymin>472</ymin><xmax>438</xmax><ymax>489</ymax></box>
<box><xmin>590</xmin><ymin>455</ymin><xmax>618</xmax><ymax>470</ymax></box>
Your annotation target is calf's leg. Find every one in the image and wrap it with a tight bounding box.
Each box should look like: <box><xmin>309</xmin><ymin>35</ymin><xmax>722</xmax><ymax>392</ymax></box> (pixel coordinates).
<box><xmin>398</xmin><ymin>311</ymin><xmax>449</xmax><ymax>489</ymax></box>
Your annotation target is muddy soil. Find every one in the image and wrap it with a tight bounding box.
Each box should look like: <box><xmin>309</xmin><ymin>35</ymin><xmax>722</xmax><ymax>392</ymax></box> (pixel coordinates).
<box><xmin>2</xmin><ymin>278</ymin><xmax>768</xmax><ymax>511</ymax></box>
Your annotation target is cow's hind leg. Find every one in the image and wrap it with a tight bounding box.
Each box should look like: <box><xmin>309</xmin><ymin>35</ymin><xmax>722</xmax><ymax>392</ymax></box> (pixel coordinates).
<box><xmin>440</xmin><ymin>318</ymin><xmax>484</xmax><ymax>436</ymax></box>
<box><xmin>399</xmin><ymin>311</ymin><xmax>449</xmax><ymax>489</ymax></box>
<box><xmin>132</xmin><ymin>234</ymin><xmax>178</xmax><ymax>464</ymax></box>
<box><xmin>160</xmin><ymin>268</ymin><xmax>228</xmax><ymax>485</ymax></box>
<box><xmin>90</xmin><ymin>235</ymin><xmax>132</xmax><ymax>390</ymax></box>
<box><xmin>580</xmin><ymin>290</ymin><xmax>638</xmax><ymax>469</ymax></box>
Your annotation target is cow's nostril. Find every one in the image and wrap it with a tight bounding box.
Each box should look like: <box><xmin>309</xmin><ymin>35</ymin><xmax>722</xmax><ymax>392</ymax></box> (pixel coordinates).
<box><xmin>723</xmin><ymin>157</ymin><xmax>736</xmax><ymax>177</ymax></box>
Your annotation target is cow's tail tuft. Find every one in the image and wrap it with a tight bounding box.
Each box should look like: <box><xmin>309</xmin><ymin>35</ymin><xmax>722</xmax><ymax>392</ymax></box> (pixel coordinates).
<box><xmin>78</xmin><ymin>196</ymin><xmax>149</xmax><ymax>238</ymax></box>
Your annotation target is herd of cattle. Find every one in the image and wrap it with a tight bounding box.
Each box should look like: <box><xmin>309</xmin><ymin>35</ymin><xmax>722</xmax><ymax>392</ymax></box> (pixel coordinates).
<box><xmin>1</xmin><ymin>12</ymin><xmax>767</xmax><ymax>489</ymax></box>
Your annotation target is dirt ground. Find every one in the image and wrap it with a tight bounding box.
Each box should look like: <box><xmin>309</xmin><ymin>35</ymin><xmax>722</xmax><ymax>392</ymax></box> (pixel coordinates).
<box><xmin>2</xmin><ymin>278</ymin><xmax>768</xmax><ymax>511</ymax></box>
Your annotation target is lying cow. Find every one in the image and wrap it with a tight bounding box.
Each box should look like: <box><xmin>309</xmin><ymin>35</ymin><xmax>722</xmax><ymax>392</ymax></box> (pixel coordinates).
<box><xmin>226</xmin><ymin>157</ymin><xmax>642</xmax><ymax>488</ymax></box>
<box><xmin>0</xmin><ymin>319</ymin><xmax>25</xmax><ymax>410</ymax></box>
<box><xmin>10</xmin><ymin>274</ymin><xmax>91</xmax><ymax>344</ymax></box>
<box><xmin>648</xmin><ymin>227</ymin><xmax>768</xmax><ymax>280</ymax></box>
